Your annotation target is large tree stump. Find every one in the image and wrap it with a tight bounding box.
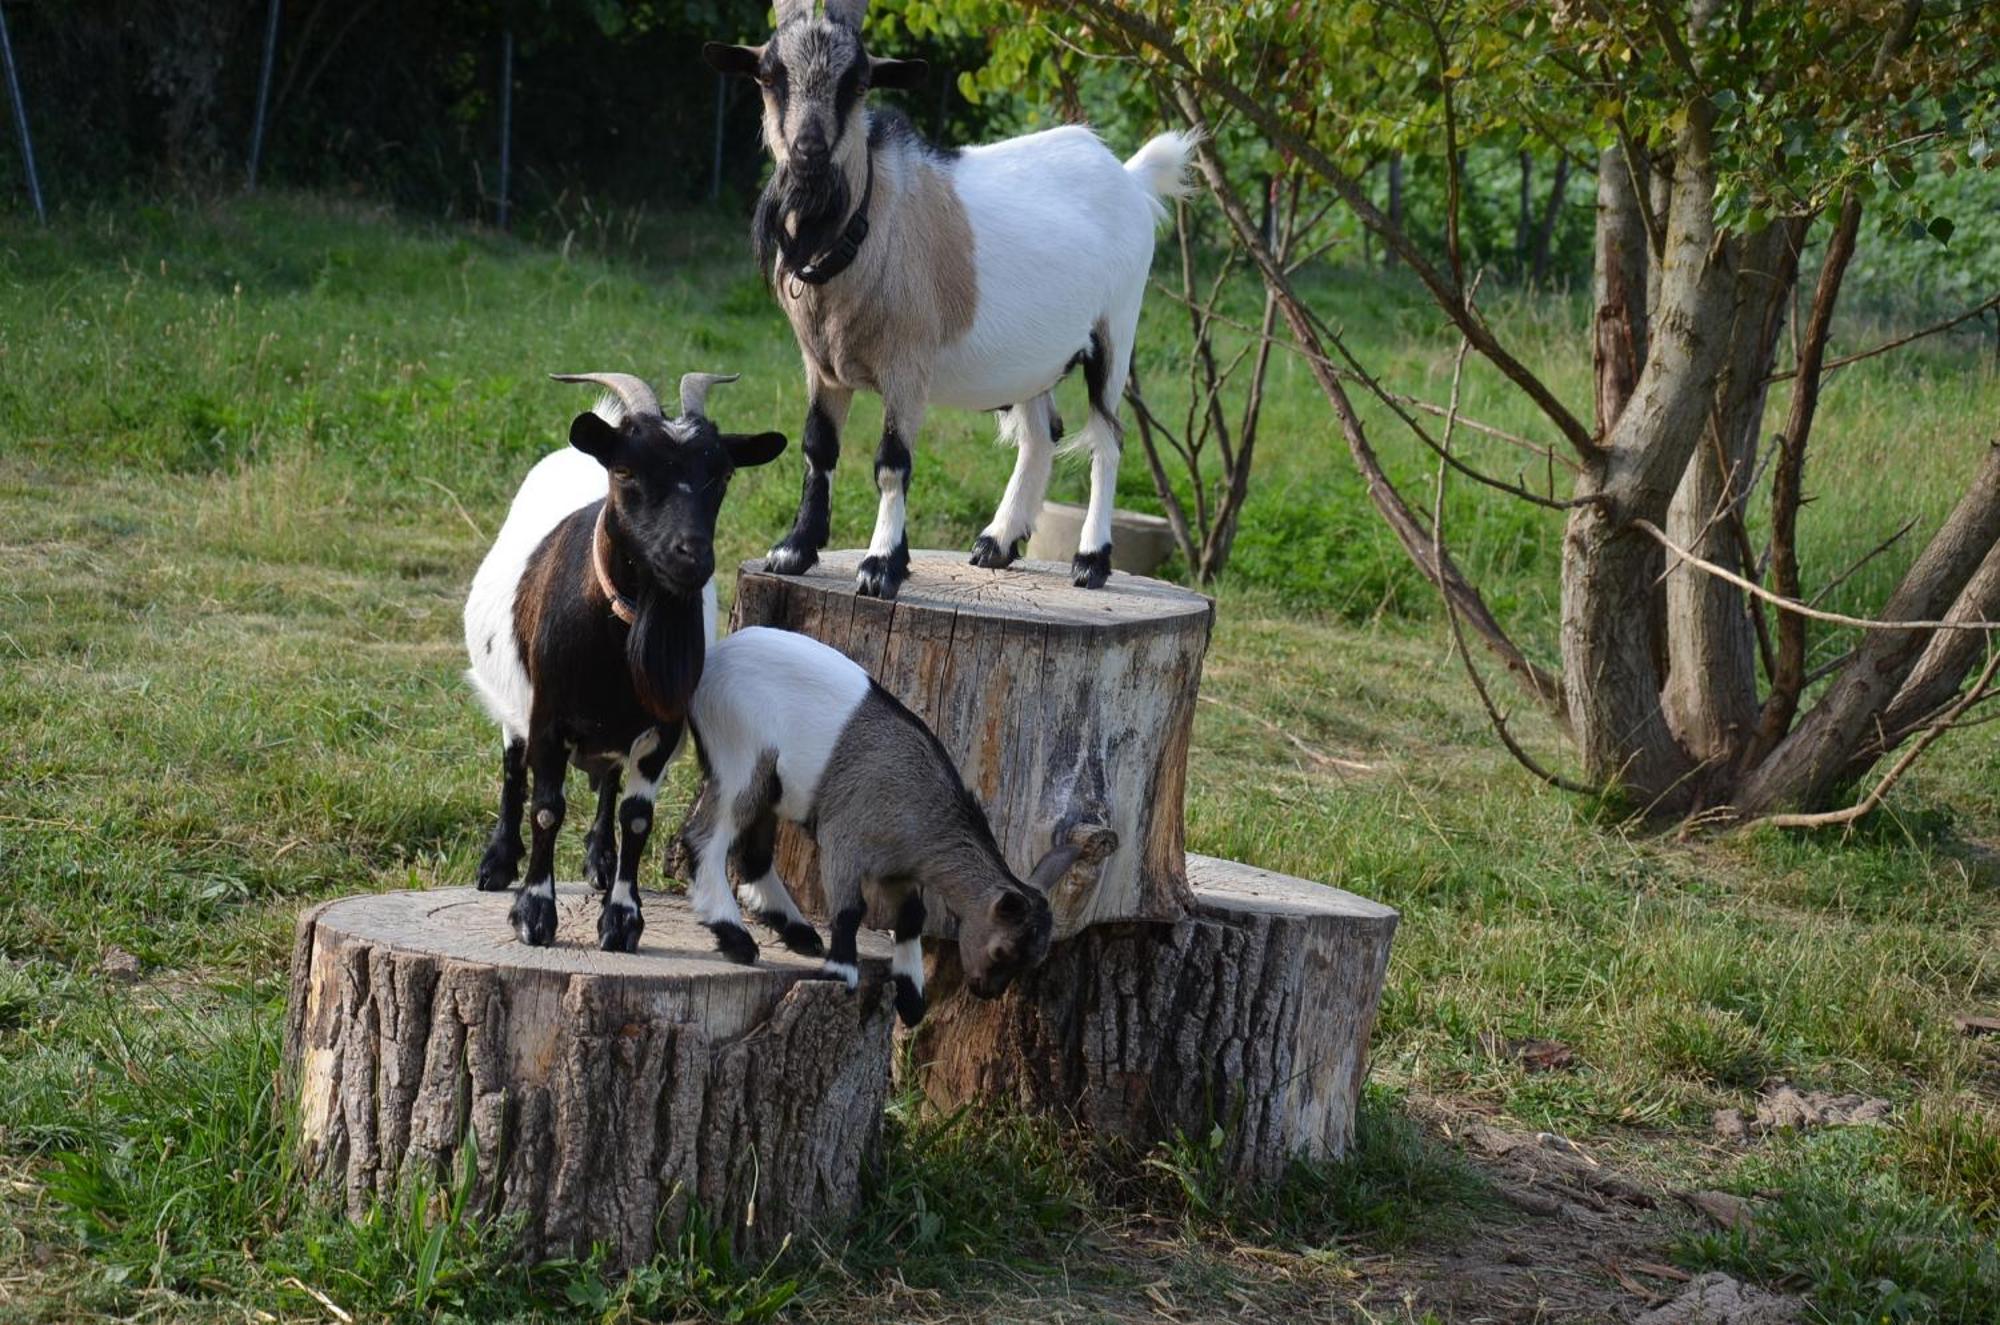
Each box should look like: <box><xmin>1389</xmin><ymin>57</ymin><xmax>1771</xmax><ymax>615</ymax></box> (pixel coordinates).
<box><xmin>909</xmin><ymin>855</ymin><xmax>1400</xmax><ymax>1184</ymax></box>
<box><xmin>729</xmin><ymin>551</ymin><xmax>1213</xmax><ymax>938</ymax></box>
<box><xmin>284</xmin><ymin>884</ymin><xmax>894</xmax><ymax>1270</ymax></box>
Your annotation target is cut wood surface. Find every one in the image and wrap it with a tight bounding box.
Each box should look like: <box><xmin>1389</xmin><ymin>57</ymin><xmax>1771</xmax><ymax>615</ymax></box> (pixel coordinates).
<box><xmin>285</xmin><ymin>885</ymin><xmax>894</xmax><ymax>1269</ymax></box>
<box><xmin>729</xmin><ymin>552</ymin><xmax>1214</xmax><ymax>938</ymax></box>
<box><xmin>908</xmin><ymin>854</ymin><xmax>1399</xmax><ymax>1184</ymax></box>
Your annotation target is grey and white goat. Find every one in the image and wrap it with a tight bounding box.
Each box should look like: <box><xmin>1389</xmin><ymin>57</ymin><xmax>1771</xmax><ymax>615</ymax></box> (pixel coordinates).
<box><xmin>681</xmin><ymin>625</ymin><xmax>1090</xmax><ymax>1024</ymax></box>
<box><xmin>704</xmin><ymin>0</ymin><xmax>1195</xmax><ymax>599</ymax></box>
<box><xmin>464</xmin><ymin>372</ymin><xmax>785</xmax><ymax>953</ymax></box>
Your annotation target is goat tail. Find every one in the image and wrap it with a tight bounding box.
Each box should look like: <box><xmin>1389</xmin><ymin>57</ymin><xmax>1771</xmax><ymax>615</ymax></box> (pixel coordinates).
<box><xmin>1123</xmin><ymin>129</ymin><xmax>1201</xmax><ymax>221</ymax></box>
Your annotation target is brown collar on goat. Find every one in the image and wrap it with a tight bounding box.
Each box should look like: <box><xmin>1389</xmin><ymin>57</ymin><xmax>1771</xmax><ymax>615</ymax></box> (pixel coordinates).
<box><xmin>591</xmin><ymin>504</ymin><xmax>638</xmax><ymax>625</ymax></box>
<box><xmin>788</xmin><ymin>149</ymin><xmax>874</xmax><ymax>292</ymax></box>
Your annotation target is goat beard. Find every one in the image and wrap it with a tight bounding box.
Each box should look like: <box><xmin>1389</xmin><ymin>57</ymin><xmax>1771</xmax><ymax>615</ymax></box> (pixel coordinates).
<box><xmin>754</xmin><ymin>164</ymin><xmax>853</xmax><ymax>279</ymax></box>
<box><xmin>626</xmin><ymin>584</ymin><xmax>705</xmax><ymax>725</ymax></box>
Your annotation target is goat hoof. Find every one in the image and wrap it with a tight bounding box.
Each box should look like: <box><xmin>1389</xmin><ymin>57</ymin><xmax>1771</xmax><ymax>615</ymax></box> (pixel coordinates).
<box><xmin>510</xmin><ymin>888</ymin><xmax>557</xmax><ymax>946</ymax></box>
<box><xmin>582</xmin><ymin>834</ymin><xmax>616</xmax><ymax>893</ymax></box>
<box><xmin>779</xmin><ymin>921</ymin><xmax>825</xmax><ymax>957</ymax></box>
<box><xmin>707</xmin><ymin>922</ymin><xmax>759</xmax><ymax>965</ymax></box>
<box><xmin>597</xmin><ymin>902</ymin><xmax>644</xmax><ymax>954</ymax></box>
<box><xmin>764</xmin><ymin>542</ymin><xmax>819</xmax><ymax>576</ymax></box>
<box><xmin>892</xmin><ymin>975</ymin><xmax>927</xmax><ymax>1028</ymax></box>
<box><xmin>969</xmin><ymin>534</ymin><xmax>1021</xmax><ymax>570</ymax></box>
<box><xmin>855</xmin><ymin>555</ymin><xmax>905</xmax><ymax>599</ymax></box>
<box><xmin>1071</xmin><ymin>546</ymin><xmax>1113</xmax><ymax>589</ymax></box>
<box><xmin>475</xmin><ymin>841</ymin><xmax>520</xmax><ymax>892</ymax></box>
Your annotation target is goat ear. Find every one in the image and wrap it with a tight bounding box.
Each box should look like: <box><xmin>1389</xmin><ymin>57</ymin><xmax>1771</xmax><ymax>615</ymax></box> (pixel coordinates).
<box><xmin>992</xmin><ymin>890</ymin><xmax>1030</xmax><ymax>922</ymax></box>
<box><xmin>703</xmin><ymin>42</ymin><xmax>763</xmax><ymax>79</ymax></box>
<box><xmin>1024</xmin><ymin>842</ymin><xmax>1084</xmax><ymax>895</ymax></box>
<box><xmin>869</xmin><ymin>56</ymin><xmax>928</xmax><ymax>90</ymax></box>
<box><xmin>569</xmin><ymin>411</ymin><xmax>623</xmax><ymax>465</ymax></box>
<box><xmin>723</xmin><ymin>430</ymin><xmax>788</xmax><ymax>468</ymax></box>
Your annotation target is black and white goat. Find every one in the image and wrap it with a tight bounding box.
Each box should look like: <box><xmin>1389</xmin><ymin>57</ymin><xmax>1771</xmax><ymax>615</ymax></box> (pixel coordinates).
<box><xmin>704</xmin><ymin>0</ymin><xmax>1195</xmax><ymax>599</ymax></box>
<box><xmin>681</xmin><ymin>625</ymin><xmax>1088</xmax><ymax>1024</ymax></box>
<box><xmin>463</xmin><ymin>371</ymin><xmax>785</xmax><ymax>952</ymax></box>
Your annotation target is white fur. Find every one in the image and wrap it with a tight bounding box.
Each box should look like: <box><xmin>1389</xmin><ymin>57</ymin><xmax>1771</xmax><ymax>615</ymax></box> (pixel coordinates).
<box><xmin>882</xmin><ymin>126</ymin><xmax>1192</xmax><ymax>565</ymax></box>
<box><xmin>925</xmin><ymin>126</ymin><xmax>1183</xmax><ymax>413</ymax></box>
<box><xmin>463</xmin><ymin>445</ymin><xmax>719</xmax><ymax>739</ymax></box>
<box><xmin>689</xmin><ymin>627</ymin><xmax>871</xmax><ymax>822</ymax></box>
<box><xmin>978</xmin><ymin>394</ymin><xmax>1057</xmax><ymax>551</ymax></box>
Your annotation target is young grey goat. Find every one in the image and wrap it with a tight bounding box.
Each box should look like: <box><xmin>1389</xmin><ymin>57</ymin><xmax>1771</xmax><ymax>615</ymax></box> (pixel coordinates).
<box><xmin>704</xmin><ymin>0</ymin><xmax>1194</xmax><ymax>599</ymax></box>
<box><xmin>682</xmin><ymin>625</ymin><xmax>1091</xmax><ymax>1024</ymax></box>
<box><xmin>463</xmin><ymin>372</ymin><xmax>785</xmax><ymax>953</ymax></box>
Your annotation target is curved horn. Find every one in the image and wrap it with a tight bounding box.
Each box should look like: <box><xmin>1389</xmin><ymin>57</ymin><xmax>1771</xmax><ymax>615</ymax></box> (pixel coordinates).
<box><xmin>549</xmin><ymin>372</ymin><xmax>661</xmax><ymax>420</ymax></box>
<box><xmin>823</xmin><ymin>0</ymin><xmax>868</xmax><ymax>28</ymax></box>
<box><xmin>679</xmin><ymin>371</ymin><xmax>740</xmax><ymax>417</ymax></box>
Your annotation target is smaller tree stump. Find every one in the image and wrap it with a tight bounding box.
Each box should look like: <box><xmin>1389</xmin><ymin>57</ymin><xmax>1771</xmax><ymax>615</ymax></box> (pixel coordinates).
<box><xmin>285</xmin><ymin>885</ymin><xmax>894</xmax><ymax>1270</ymax></box>
<box><xmin>908</xmin><ymin>855</ymin><xmax>1399</xmax><ymax>1185</ymax></box>
<box><xmin>730</xmin><ymin>551</ymin><xmax>1214</xmax><ymax>938</ymax></box>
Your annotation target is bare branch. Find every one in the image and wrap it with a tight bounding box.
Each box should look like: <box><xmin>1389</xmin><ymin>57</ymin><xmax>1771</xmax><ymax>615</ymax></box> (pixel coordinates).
<box><xmin>1048</xmin><ymin>0</ymin><xmax>1604</xmax><ymax>465</ymax></box>
<box><xmin>1434</xmin><ymin>331</ymin><xmax>1603</xmax><ymax>796</ymax></box>
<box><xmin>1635</xmin><ymin>518</ymin><xmax>2000</xmax><ymax>632</ymax></box>
<box><xmin>1806</xmin><ymin>516</ymin><xmax>1920</xmax><ymax>607</ymax></box>
<box><xmin>1765</xmin><ymin>292</ymin><xmax>2000</xmax><ymax>383</ymax></box>
<box><xmin>1745</xmin><ymin>647</ymin><xmax>2000</xmax><ymax>831</ymax></box>
<box><xmin>1196</xmin><ymin>694</ymin><xmax>1376</xmax><ymax>774</ymax></box>
<box><xmin>1167</xmin><ymin>80</ymin><xmax>1568</xmax><ymax>718</ymax></box>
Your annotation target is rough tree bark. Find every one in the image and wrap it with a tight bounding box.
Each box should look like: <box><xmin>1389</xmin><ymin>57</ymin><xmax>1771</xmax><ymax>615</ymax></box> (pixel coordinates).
<box><xmin>910</xmin><ymin>855</ymin><xmax>1399</xmax><ymax>1185</ymax></box>
<box><xmin>286</xmin><ymin>885</ymin><xmax>895</xmax><ymax>1269</ymax></box>
<box><xmin>1660</xmin><ymin>220</ymin><xmax>1802</xmax><ymax>768</ymax></box>
<box><xmin>1740</xmin><ymin>444</ymin><xmax>2000</xmax><ymax>813</ymax></box>
<box><xmin>729</xmin><ymin>551</ymin><xmax>1211</xmax><ymax>937</ymax></box>
<box><xmin>1592</xmin><ymin>144</ymin><xmax>1649</xmax><ymax>437</ymax></box>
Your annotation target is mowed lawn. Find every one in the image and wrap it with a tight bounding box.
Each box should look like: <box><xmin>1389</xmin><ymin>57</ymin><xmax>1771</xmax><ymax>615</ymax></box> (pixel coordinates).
<box><xmin>2</xmin><ymin>195</ymin><xmax>1998</xmax><ymax>1323</ymax></box>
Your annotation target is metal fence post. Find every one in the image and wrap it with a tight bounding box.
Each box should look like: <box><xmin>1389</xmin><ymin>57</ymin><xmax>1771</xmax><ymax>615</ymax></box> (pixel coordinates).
<box><xmin>246</xmin><ymin>0</ymin><xmax>282</xmax><ymax>190</ymax></box>
<box><xmin>0</xmin><ymin>0</ymin><xmax>46</xmax><ymax>222</ymax></box>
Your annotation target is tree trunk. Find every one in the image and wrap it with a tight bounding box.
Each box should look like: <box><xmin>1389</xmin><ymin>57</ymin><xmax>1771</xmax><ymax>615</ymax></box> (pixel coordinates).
<box><xmin>1860</xmin><ymin>537</ymin><xmax>2000</xmax><ymax>764</ymax></box>
<box><xmin>910</xmin><ymin>855</ymin><xmax>1399</xmax><ymax>1185</ymax></box>
<box><xmin>1515</xmin><ymin>149</ymin><xmax>1534</xmax><ymax>275</ymax></box>
<box><xmin>1385</xmin><ymin>152</ymin><xmax>1404</xmax><ymax>268</ymax></box>
<box><xmin>1530</xmin><ymin>155</ymin><xmax>1570</xmax><ymax>285</ymax></box>
<box><xmin>1740</xmin><ymin>444</ymin><xmax>2000</xmax><ymax>813</ymax></box>
<box><xmin>728</xmin><ymin>552</ymin><xmax>1212</xmax><ymax>938</ymax></box>
<box><xmin>1592</xmin><ymin>144</ymin><xmax>1649</xmax><ymax>438</ymax></box>
<box><xmin>285</xmin><ymin>885</ymin><xmax>895</xmax><ymax>1270</ymax></box>
<box><xmin>1660</xmin><ymin>221</ymin><xmax>1802</xmax><ymax>767</ymax></box>
<box><xmin>1565</xmin><ymin>95</ymin><xmax>1739</xmax><ymax>808</ymax></box>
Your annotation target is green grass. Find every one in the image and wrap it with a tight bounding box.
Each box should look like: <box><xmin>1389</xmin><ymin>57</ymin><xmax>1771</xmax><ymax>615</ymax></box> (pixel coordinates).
<box><xmin>2</xmin><ymin>192</ymin><xmax>1999</xmax><ymax>1321</ymax></box>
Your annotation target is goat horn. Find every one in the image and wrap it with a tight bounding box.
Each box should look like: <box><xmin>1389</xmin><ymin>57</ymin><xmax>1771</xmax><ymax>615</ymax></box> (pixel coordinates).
<box><xmin>679</xmin><ymin>371</ymin><xmax>740</xmax><ymax>418</ymax></box>
<box><xmin>549</xmin><ymin>372</ymin><xmax>661</xmax><ymax>420</ymax></box>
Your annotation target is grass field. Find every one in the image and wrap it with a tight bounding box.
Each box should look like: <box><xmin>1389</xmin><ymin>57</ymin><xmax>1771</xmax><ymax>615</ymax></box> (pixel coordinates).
<box><xmin>2</xmin><ymin>193</ymin><xmax>1998</xmax><ymax>1323</ymax></box>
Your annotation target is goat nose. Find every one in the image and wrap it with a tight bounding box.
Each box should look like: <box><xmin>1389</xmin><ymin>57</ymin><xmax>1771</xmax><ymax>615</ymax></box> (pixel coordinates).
<box><xmin>671</xmin><ymin>534</ymin><xmax>711</xmax><ymax>561</ymax></box>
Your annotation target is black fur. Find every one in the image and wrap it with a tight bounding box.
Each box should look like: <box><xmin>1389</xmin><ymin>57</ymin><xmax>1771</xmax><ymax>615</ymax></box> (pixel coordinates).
<box><xmin>510</xmin><ymin>884</ymin><xmax>557</xmax><ymax>947</ymax></box>
<box><xmin>708</xmin><ymin>921</ymin><xmax>759</xmax><ymax>965</ymax></box>
<box><xmin>826</xmin><ymin>903</ymin><xmax>866</xmax><ymax>972</ymax></box>
<box><xmin>891</xmin><ymin>890</ymin><xmax>927</xmax><ymax>1028</ymax></box>
<box><xmin>968</xmin><ymin>533</ymin><xmax>1021</xmax><ymax>570</ymax></box>
<box><xmin>768</xmin><ymin>401</ymin><xmax>839</xmax><ymax>575</ymax></box>
<box><xmin>856</xmin><ymin>533</ymin><xmax>910</xmax><ymax>599</ymax></box>
<box><xmin>583</xmin><ymin>768</ymin><xmax>620</xmax><ymax>891</ymax></box>
<box><xmin>476</xmin><ymin>736</ymin><xmax>527</xmax><ymax>890</ymax></box>
<box><xmin>1072</xmin><ymin>545</ymin><xmax>1113</xmax><ymax>590</ymax></box>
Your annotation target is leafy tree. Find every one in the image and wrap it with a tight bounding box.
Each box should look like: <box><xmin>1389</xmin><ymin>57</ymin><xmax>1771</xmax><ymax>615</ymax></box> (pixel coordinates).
<box><xmin>927</xmin><ymin>0</ymin><xmax>2000</xmax><ymax>823</ymax></box>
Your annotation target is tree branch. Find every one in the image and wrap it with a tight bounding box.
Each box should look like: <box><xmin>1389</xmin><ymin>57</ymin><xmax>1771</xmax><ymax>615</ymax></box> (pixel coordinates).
<box><xmin>1167</xmin><ymin>80</ymin><xmax>1567</xmax><ymax>719</ymax></box>
<box><xmin>1744</xmin><ymin>647</ymin><xmax>2000</xmax><ymax>832</ymax></box>
<box><xmin>1765</xmin><ymin>292</ymin><xmax>2000</xmax><ymax>383</ymax></box>
<box><xmin>1046</xmin><ymin>0</ymin><xmax>1603</xmax><ymax>465</ymax></box>
<box><xmin>1635</xmin><ymin>518</ymin><xmax>2000</xmax><ymax>633</ymax></box>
